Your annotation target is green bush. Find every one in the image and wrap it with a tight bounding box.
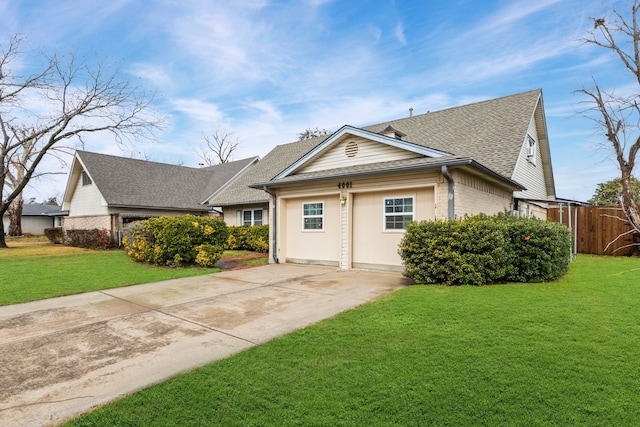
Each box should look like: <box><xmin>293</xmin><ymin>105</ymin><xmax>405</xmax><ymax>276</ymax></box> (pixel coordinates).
<box><xmin>399</xmin><ymin>213</ymin><xmax>571</xmax><ymax>285</ymax></box>
<box><xmin>224</xmin><ymin>225</ymin><xmax>269</xmax><ymax>253</ymax></box>
<box><xmin>495</xmin><ymin>213</ymin><xmax>572</xmax><ymax>282</ymax></box>
<box><xmin>65</xmin><ymin>228</ymin><xmax>114</xmax><ymax>249</ymax></box>
<box><xmin>123</xmin><ymin>215</ymin><xmax>228</xmax><ymax>266</ymax></box>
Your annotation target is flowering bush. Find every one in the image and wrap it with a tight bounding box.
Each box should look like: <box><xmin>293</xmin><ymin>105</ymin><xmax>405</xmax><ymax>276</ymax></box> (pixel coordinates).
<box><xmin>224</xmin><ymin>225</ymin><xmax>269</xmax><ymax>253</ymax></box>
<box><xmin>399</xmin><ymin>213</ymin><xmax>571</xmax><ymax>285</ymax></box>
<box><xmin>124</xmin><ymin>215</ymin><xmax>227</xmax><ymax>266</ymax></box>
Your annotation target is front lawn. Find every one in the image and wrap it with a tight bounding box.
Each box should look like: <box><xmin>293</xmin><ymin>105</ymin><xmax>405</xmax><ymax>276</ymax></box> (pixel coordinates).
<box><xmin>65</xmin><ymin>255</ymin><xmax>640</xmax><ymax>426</ymax></box>
<box><xmin>0</xmin><ymin>238</ymin><xmax>219</xmax><ymax>306</ymax></box>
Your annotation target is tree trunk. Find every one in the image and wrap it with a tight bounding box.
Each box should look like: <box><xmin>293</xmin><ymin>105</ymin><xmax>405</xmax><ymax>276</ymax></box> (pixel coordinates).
<box><xmin>8</xmin><ymin>196</ymin><xmax>23</xmax><ymax>236</ymax></box>
<box><xmin>0</xmin><ymin>221</ymin><xmax>6</xmax><ymax>248</ymax></box>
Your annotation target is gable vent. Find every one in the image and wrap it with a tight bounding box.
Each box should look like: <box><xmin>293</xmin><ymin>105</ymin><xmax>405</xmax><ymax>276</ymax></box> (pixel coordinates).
<box><xmin>345</xmin><ymin>140</ymin><xmax>359</xmax><ymax>158</ymax></box>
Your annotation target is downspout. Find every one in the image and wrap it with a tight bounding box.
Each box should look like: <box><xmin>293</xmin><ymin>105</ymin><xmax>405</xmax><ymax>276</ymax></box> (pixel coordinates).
<box><xmin>263</xmin><ymin>186</ymin><xmax>279</xmax><ymax>263</ymax></box>
<box><xmin>441</xmin><ymin>165</ymin><xmax>455</xmax><ymax>220</ymax></box>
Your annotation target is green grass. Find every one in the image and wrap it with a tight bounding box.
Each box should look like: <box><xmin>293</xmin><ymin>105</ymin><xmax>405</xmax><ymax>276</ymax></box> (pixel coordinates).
<box><xmin>0</xmin><ymin>238</ymin><xmax>218</xmax><ymax>306</ymax></box>
<box><xmin>65</xmin><ymin>255</ymin><xmax>640</xmax><ymax>426</ymax></box>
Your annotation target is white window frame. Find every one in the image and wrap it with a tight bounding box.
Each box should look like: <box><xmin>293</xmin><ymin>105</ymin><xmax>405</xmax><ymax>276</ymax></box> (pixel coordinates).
<box><xmin>526</xmin><ymin>134</ymin><xmax>536</xmax><ymax>165</ymax></box>
<box><xmin>302</xmin><ymin>201</ymin><xmax>324</xmax><ymax>231</ymax></box>
<box><xmin>383</xmin><ymin>196</ymin><xmax>414</xmax><ymax>231</ymax></box>
<box><xmin>242</xmin><ymin>209</ymin><xmax>263</xmax><ymax>226</ymax></box>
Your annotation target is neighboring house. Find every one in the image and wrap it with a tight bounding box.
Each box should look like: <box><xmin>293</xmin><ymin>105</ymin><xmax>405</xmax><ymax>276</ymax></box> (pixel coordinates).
<box><xmin>221</xmin><ymin>89</ymin><xmax>555</xmax><ymax>271</ymax></box>
<box><xmin>62</xmin><ymin>151</ymin><xmax>258</xmax><ymax>241</ymax></box>
<box><xmin>2</xmin><ymin>203</ymin><xmax>65</xmax><ymax>236</ymax></box>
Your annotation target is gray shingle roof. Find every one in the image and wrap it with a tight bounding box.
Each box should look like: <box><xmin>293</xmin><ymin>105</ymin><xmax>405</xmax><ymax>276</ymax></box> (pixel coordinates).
<box><xmin>211</xmin><ymin>89</ymin><xmax>543</xmax><ymax>203</ymax></box>
<box><xmin>76</xmin><ymin>151</ymin><xmax>257</xmax><ymax>211</ymax></box>
<box><xmin>207</xmin><ymin>137</ymin><xmax>327</xmax><ymax>206</ymax></box>
<box><xmin>362</xmin><ymin>89</ymin><xmax>541</xmax><ymax>178</ymax></box>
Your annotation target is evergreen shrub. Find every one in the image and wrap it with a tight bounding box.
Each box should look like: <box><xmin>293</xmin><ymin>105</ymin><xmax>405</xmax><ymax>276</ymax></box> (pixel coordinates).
<box><xmin>399</xmin><ymin>213</ymin><xmax>571</xmax><ymax>285</ymax></box>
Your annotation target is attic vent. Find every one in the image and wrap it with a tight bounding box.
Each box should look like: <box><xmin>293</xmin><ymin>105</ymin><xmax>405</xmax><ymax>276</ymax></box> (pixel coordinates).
<box><xmin>345</xmin><ymin>140</ymin><xmax>359</xmax><ymax>158</ymax></box>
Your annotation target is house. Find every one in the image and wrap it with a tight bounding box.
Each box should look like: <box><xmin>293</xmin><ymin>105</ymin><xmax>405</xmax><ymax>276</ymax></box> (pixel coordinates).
<box><xmin>2</xmin><ymin>203</ymin><xmax>65</xmax><ymax>236</ymax></box>
<box><xmin>62</xmin><ymin>151</ymin><xmax>258</xmax><ymax>241</ymax></box>
<box><xmin>210</xmin><ymin>89</ymin><xmax>555</xmax><ymax>271</ymax></box>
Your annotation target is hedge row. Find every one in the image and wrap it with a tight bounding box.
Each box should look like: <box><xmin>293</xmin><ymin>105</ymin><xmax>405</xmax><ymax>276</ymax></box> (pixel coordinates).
<box><xmin>123</xmin><ymin>215</ymin><xmax>228</xmax><ymax>267</ymax></box>
<box><xmin>224</xmin><ymin>225</ymin><xmax>269</xmax><ymax>253</ymax></box>
<box><xmin>399</xmin><ymin>213</ymin><xmax>572</xmax><ymax>285</ymax></box>
<box><xmin>45</xmin><ymin>227</ymin><xmax>114</xmax><ymax>249</ymax></box>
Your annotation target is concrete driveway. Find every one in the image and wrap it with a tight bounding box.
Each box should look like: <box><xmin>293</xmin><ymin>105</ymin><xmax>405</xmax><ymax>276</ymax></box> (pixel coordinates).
<box><xmin>0</xmin><ymin>263</ymin><xmax>410</xmax><ymax>426</ymax></box>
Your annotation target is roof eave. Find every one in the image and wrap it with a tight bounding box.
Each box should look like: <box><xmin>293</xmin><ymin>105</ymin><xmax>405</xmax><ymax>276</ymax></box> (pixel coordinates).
<box><xmin>251</xmin><ymin>158</ymin><xmax>524</xmax><ymax>191</ymax></box>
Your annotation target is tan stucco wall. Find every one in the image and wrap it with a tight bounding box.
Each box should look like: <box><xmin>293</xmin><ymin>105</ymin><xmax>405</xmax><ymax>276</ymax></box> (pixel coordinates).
<box><xmin>280</xmin><ymin>195</ymin><xmax>341</xmax><ymax>266</ymax></box>
<box><xmin>351</xmin><ymin>187</ymin><xmax>434</xmax><ymax>270</ymax></box>
<box><xmin>272</xmin><ymin>171</ymin><xmax>439</xmax><ymax>270</ymax></box>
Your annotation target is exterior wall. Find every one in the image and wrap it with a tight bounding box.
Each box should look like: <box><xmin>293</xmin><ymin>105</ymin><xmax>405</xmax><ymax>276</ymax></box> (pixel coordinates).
<box><xmin>281</xmin><ymin>195</ymin><xmax>341</xmax><ymax>266</ymax></box>
<box><xmin>221</xmin><ymin>204</ymin><xmax>269</xmax><ymax>226</ymax></box>
<box><xmin>3</xmin><ymin>215</ymin><xmax>54</xmax><ymax>235</ymax></box>
<box><xmin>512</xmin><ymin>112</ymin><xmax>549</xmax><ymax>200</ymax></box>
<box><xmin>67</xmin><ymin>179</ymin><xmax>109</xmax><ymax>216</ymax></box>
<box><xmin>517</xmin><ymin>202</ymin><xmax>547</xmax><ymax>219</ymax></box>
<box><xmin>351</xmin><ymin>187</ymin><xmax>435</xmax><ymax>271</ymax></box>
<box><xmin>63</xmin><ymin>215</ymin><xmax>111</xmax><ymax>231</ymax></box>
<box><xmin>299</xmin><ymin>136</ymin><xmax>419</xmax><ymax>173</ymax></box>
<box><xmin>452</xmin><ymin>170</ymin><xmax>513</xmax><ymax>216</ymax></box>
<box><xmin>273</xmin><ymin>170</ymin><xmax>440</xmax><ymax>270</ymax></box>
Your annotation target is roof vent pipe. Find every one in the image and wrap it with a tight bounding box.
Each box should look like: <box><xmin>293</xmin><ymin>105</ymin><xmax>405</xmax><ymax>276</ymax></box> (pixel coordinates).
<box><xmin>441</xmin><ymin>165</ymin><xmax>455</xmax><ymax>220</ymax></box>
<box><xmin>409</xmin><ymin>107</ymin><xmax>413</xmax><ymax>117</ymax></box>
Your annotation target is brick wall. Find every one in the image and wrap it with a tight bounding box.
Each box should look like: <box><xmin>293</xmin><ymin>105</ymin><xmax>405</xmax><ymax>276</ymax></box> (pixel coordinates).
<box><xmin>63</xmin><ymin>215</ymin><xmax>112</xmax><ymax>231</ymax></box>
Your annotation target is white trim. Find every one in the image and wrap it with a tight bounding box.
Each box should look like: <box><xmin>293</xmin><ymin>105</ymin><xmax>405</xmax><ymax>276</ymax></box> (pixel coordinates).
<box><xmin>242</xmin><ymin>208</ymin><xmax>264</xmax><ymax>226</ymax></box>
<box><xmin>526</xmin><ymin>134</ymin><xmax>537</xmax><ymax>165</ymax></box>
<box><xmin>383</xmin><ymin>196</ymin><xmax>414</xmax><ymax>232</ymax></box>
<box><xmin>302</xmin><ymin>201</ymin><xmax>324</xmax><ymax>231</ymax></box>
<box><xmin>275</xmin><ymin>125</ymin><xmax>450</xmax><ymax>179</ymax></box>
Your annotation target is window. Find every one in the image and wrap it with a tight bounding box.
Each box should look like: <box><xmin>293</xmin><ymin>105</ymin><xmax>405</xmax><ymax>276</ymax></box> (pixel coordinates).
<box><xmin>526</xmin><ymin>134</ymin><xmax>536</xmax><ymax>164</ymax></box>
<box><xmin>384</xmin><ymin>197</ymin><xmax>414</xmax><ymax>230</ymax></box>
<box><xmin>303</xmin><ymin>202</ymin><xmax>323</xmax><ymax>230</ymax></box>
<box><xmin>81</xmin><ymin>171</ymin><xmax>92</xmax><ymax>186</ymax></box>
<box><xmin>243</xmin><ymin>209</ymin><xmax>263</xmax><ymax>226</ymax></box>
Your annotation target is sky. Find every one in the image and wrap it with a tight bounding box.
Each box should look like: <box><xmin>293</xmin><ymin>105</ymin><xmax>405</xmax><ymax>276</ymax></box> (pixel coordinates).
<box><xmin>0</xmin><ymin>0</ymin><xmax>634</xmax><ymax>203</ymax></box>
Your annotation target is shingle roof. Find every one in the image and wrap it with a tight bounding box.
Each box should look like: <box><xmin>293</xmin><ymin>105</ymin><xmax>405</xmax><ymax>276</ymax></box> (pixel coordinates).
<box><xmin>76</xmin><ymin>151</ymin><xmax>257</xmax><ymax>211</ymax></box>
<box><xmin>212</xmin><ymin>89</ymin><xmax>543</xmax><ymax>203</ymax></box>
<box><xmin>3</xmin><ymin>203</ymin><xmax>63</xmax><ymax>217</ymax></box>
<box><xmin>362</xmin><ymin>89</ymin><xmax>541</xmax><ymax>178</ymax></box>
<box><xmin>207</xmin><ymin>137</ymin><xmax>325</xmax><ymax>206</ymax></box>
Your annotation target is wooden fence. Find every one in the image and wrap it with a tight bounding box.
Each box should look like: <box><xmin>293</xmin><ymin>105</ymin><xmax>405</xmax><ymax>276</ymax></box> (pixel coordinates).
<box><xmin>547</xmin><ymin>205</ymin><xmax>638</xmax><ymax>256</ymax></box>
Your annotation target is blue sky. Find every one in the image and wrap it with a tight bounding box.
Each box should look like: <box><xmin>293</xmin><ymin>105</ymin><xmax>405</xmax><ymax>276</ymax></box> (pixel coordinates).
<box><xmin>1</xmin><ymin>0</ymin><xmax>631</xmax><ymax>202</ymax></box>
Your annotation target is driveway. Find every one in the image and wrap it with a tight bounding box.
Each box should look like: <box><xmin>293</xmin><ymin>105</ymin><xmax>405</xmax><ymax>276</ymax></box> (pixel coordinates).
<box><xmin>0</xmin><ymin>264</ymin><xmax>410</xmax><ymax>426</ymax></box>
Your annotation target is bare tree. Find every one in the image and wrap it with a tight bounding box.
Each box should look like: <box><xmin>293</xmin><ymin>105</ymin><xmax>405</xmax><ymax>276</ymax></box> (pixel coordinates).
<box><xmin>298</xmin><ymin>127</ymin><xmax>331</xmax><ymax>141</ymax></box>
<box><xmin>0</xmin><ymin>35</ymin><xmax>161</xmax><ymax>248</ymax></box>
<box><xmin>579</xmin><ymin>2</ymin><xmax>640</xmax><ymax>249</ymax></box>
<box><xmin>196</xmin><ymin>128</ymin><xmax>239</xmax><ymax>165</ymax></box>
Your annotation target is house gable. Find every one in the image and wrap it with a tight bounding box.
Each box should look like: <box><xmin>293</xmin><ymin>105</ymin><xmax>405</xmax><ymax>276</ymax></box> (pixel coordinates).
<box><xmin>512</xmin><ymin>95</ymin><xmax>556</xmax><ymax>200</ymax></box>
<box><xmin>275</xmin><ymin>125</ymin><xmax>450</xmax><ymax>179</ymax></box>
<box><xmin>62</xmin><ymin>156</ymin><xmax>109</xmax><ymax>215</ymax></box>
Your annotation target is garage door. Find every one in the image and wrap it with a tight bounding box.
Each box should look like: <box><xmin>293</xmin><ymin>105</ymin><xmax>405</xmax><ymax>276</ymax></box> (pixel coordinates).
<box><xmin>282</xmin><ymin>196</ymin><xmax>340</xmax><ymax>266</ymax></box>
<box><xmin>352</xmin><ymin>188</ymin><xmax>434</xmax><ymax>271</ymax></box>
